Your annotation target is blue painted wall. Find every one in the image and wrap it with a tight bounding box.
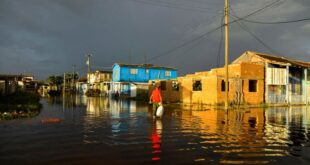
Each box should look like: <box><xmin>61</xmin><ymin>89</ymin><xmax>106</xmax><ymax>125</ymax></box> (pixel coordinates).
<box><xmin>112</xmin><ymin>64</ymin><xmax>177</xmax><ymax>82</ymax></box>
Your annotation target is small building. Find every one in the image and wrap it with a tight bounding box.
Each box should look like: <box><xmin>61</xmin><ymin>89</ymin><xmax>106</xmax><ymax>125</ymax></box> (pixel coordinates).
<box><xmin>76</xmin><ymin>77</ymin><xmax>88</xmax><ymax>95</ymax></box>
<box><xmin>233</xmin><ymin>51</ymin><xmax>310</xmax><ymax>105</ymax></box>
<box><xmin>157</xmin><ymin>51</ymin><xmax>310</xmax><ymax>106</ymax></box>
<box><xmin>112</xmin><ymin>63</ymin><xmax>177</xmax><ymax>82</ymax></box>
<box><xmin>112</xmin><ymin>63</ymin><xmax>177</xmax><ymax>99</ymax></box>
<box><xmin>0</xmin><ymin>74</ymin><xmax>36</xmax><ymax>95</ymax></box>
<box><xmin>87</xmin><ymin>70</ymin><xmax>112</xmax><ymax>95</ymax></box>
<box><xmin>176</xmin><ymin>62</ymin><xmax>264</xmax><ymax>105</ymax></box>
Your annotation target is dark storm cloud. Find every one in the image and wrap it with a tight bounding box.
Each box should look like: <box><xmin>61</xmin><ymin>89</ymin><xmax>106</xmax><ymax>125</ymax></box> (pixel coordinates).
<box><xmin>0</xmin><ymin>0</ymin><xmax>309</xmax><ymax>79</ymax></box>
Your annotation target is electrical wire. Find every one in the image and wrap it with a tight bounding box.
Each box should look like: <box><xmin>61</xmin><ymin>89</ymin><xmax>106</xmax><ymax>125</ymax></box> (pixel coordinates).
<box><xmin>229</xmin><ymin>7</ymin><xmax>280</xmax><ymax>55</ymax></box>
<box><xmin>147</xmin><ymin>0</ymin><xmax>219</xmax><ymax>11</ymax></box>
<box><xmin>229</xmin><ymin>15</ymin><xmax>310</xmax><ymax>24</ymax></box>
<box><xmin>236</xmin><ymin>0</ymin><xmax>282</xmax><ymax>19</ymax></box>
<box><xmin>144</xmin><ymin>0</ymin><xmax>283</xmax><ymax>62</ymax></box>
<box><xmin>125</xmin><ymin>0</ymin><xmax>220</xmax><ymax>13</ymax></box>
<box><xmin>146</xmin><ymin>26</ymin><xmax>222</xmax><ymax>62</ymax></box>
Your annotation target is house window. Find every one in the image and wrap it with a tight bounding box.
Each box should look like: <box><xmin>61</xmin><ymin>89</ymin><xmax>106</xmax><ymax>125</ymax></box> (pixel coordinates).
<box><xmin>193</xmin><ymin>80</ymin><xmax>202</xmax><ymax>91</ymax></box>
<box><xmin>307</xmin><ymin>69</ymin><xmax>310</xmax><ymax>81</ymax></box>
<box><xmin>160</xmin><ymin>81</ymin><xmax>166</xmax><ymax>91</ymax></box>
<box><xmin>221</xmin><ymin>80</ymin><xmax>229</xmax><ymax>92</ymax></box>
<box><xmin>249</xmin><ymin>80</ymin><xmax>257</xmax><ymax>92</ymax></box>
<box><xmin>172</xmin><ymin>80</ymin><xmax>179</xmax><ymax>91</ymax></box>
<box><xmin>146</xmin><ymin>69</ymin><xmax>149</xmax><ymax>74</ymax></box>
<box><xmin>130</xmin><ymin>68</ymin><xmax>138</xmax><ymax>75</ymax></box>
<box><xmin>165</xmin><ymin>71</ymin><xmax>171</xmax><ymax>77</ymax></box>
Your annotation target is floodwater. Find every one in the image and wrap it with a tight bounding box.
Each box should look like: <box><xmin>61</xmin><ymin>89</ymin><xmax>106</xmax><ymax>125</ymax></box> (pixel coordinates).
<box><xmin>1</xmin><ymin>95</ymin><xmax>310</xmax><ymax>164</ymax></box>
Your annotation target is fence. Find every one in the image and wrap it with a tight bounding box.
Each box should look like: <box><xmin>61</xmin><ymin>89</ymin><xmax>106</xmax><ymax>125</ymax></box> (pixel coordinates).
<box><xmin>290</xmin><ymin>95</ymin><xmax>304</xmax><ymax>104</ymax></box>
<box><xmin>268</xmin><ymin>94</ymin><xmax>286</xmax><ymax>104</ymax></box>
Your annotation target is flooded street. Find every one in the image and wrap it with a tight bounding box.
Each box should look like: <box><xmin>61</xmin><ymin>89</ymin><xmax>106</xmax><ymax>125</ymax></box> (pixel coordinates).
<box><xmin>1</xmin><ymin>96</ymin><xmax>310</xmax><ymax>164</ymax></box>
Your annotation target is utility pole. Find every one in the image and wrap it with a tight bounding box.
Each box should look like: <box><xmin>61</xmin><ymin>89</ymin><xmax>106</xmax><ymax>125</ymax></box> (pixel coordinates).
<box><xmin>224</xmin><ymin>0</ymin><xmax>229</xmax><ymax>110</ymax></box>
<box><xmin>63</xmin><ymin>73</ymin><xmax>66</xmax><ymax>94</ymax></box>
<box><xmin>86</xmin><ymin>54</ymin><xmax>92</xmax><ymax>84</ymax></box>
<box><xmin>72</xmin><ymin>65</ymin><xmax>76</xmax><ymax>91</ymax></box>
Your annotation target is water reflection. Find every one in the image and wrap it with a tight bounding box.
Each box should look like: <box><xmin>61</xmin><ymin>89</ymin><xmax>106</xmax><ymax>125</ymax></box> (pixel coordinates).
<box><xmin>1</xmin><ymin>95</ymin><xmax>310</xmax><ymax>164</ymax></box>
<box><xmin>151</xmin><ymin>119</ymin><xmax>162</xmax><ymax>161</ymax></box>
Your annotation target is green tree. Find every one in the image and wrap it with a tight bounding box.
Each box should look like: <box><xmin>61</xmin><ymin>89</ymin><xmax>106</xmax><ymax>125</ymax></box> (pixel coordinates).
<box><xmin>47</xmin><ymin>75</ymin><xmax>63</xmax><ymax>85</ymax></box>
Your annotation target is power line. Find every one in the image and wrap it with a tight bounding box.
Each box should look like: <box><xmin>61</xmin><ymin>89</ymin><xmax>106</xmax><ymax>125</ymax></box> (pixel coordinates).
<box><xmin>147</xmin><ymin>0</ymin><xmax>220</xmax><ymax>11</ymax></box>
<box><xmin>125</xmin><ymin>0</ymin><xmax>221</xmax><ymax>13</ymax></box>
<box><xmin>145</xmin><ymin>0</ymin><xmax>283</xmax><ymax>62</ymax></box>
<box><xmin>187</xmin><ymin>12</ymin><xmax>222</xmax><ymax>35</ymax></box>
<box><xmin>231</xmin><ymin>0</ymin><xmax>284</xmax><ymax>13</ymax></box>
<box><xmin>229</xmin><ymin>15</ymin><xmax>310</xmax><ymax>24</ymax></box>
<box><xmin>169</xmin><ymin>32</ymin><xmax>209</xmax><ymax>60</ymax></box>
<box><xmin>229</xmin><ymin>7</ymin><xmax>280</xmax><ymax>55</ymax></box>
<box><xmin>146</xmin><ymin>26</ymin><xmax>222</xmax><ymax>62</ymax></box>
<box><xmin>172</xmin><ymin>36</ymin><xmax>209</xmax><ymax>71</ymax></box>
<box><xmin>235</xmin><ymin>0</ymin><xmax>283</xmax><ymax>19</ymax></box>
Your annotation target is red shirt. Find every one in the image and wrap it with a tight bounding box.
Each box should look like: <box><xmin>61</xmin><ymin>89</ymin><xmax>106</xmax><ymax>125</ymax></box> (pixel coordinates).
<box><xmin>151</xmin><ymin>89</ymin><xmax>161</xmax><ymax>103</ymax></box>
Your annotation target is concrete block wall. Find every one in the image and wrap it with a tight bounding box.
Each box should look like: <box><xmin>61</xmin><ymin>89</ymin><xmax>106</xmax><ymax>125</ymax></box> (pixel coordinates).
<box><xmin>148</xmin><ymin>80</ymin><xmax>180</xmax><ymax>103</ymax></box>
<box><xmin>178</xmin><ymin>62</ymin><xmax>265</xmax><ymax>105</ymax></box>
<box><xmin>147</xmin><ymin>62</ymin><xmax>266</xmax><ymax>105</ymax></box>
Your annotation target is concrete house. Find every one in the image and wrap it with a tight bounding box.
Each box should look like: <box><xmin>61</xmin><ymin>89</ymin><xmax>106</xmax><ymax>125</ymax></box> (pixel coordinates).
<box><xmin>87</xmin><ymin>70</ymin><xmax>112</xmax><ymax>95</ymax></box>
<box><xmin>112</xmin><ymin>63</ymin><xmax>177</xmax><ymax>98</ymax></box>
<box><xmin>76</xmin><ymin>77</ymin><xmax>88</xmax><ymax>94</ymax></box>
<box><xmin>176</xmin><ymin>62</ymin><xmax>265</xmax><ymax>105</ymax></box>
<box><xmin>0</xmin><ymin>74</ymin><xmax>36</xmax><ymax>95</ymax></box>
<box><xmin>156</xmin><ymin>51</ymin><xmax>310</xmax><ymax>106</ymax></box>
<box><xmin>233</xmin><ymin>51</ymin><xmax>310</xmax><ymax>105</ymax></box>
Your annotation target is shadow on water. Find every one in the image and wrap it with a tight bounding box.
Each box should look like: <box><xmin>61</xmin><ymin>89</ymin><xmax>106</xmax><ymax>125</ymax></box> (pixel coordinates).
<box><xmin>0</xmin><ymin>94</ymin><xmax>310</xmax><ymax>164</ymax></box>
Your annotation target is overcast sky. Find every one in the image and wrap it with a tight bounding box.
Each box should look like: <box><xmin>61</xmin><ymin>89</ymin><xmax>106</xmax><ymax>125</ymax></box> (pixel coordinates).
<box><xmin>0</xmin><ymin>0</ymin><xmax>309</xmax><ymax>80</ymax></box>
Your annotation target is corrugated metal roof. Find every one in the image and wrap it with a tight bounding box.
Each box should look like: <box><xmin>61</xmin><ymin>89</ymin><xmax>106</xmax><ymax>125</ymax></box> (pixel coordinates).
<box><xmin>248</xmin><ymin>51</ymin><xmax>310</xmax><ymax>68</ymax></box>
<box><xmin>114</xmin><ymin>63</ymin><xmax>177</xmax><ymax>70</ymax></box>
<box><xmin>94</xmin><ymin>70</ymin><xmax>112</xmax><ymax>73</ymax></box>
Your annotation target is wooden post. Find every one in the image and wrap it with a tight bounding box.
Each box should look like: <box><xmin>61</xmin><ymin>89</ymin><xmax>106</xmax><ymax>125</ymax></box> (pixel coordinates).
<box><xmin>265</xmin><ymin>62</ymin><xmax>269</xmax><ymax>104</ymax></box>
<box><xmin>224</xmin><ymin>0</ymin><xmax>229</xmax><ymax>109</ymax></box>
<box><xmin>286</xmin><ymin>65</ymin><xmax>289</xmax><ymax>104</ymax></box>
<box><xmin>305</xmin><ymin>68</ymin><xmax>308</xmax><ymax>104</ymax></box>
<box><xmin>63</xmin><ymin>73</ymin><xmax>66</xmax><ymax>94</ymax></box>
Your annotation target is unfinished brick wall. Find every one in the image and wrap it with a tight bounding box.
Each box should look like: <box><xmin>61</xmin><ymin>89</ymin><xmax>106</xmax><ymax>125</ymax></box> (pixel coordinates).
<box><xmin>178</xmin><ymin>62</ymin><xmax>265</xmax><ymax>105</ymax></box>
<box><xmin>148</xmin><ymin>80</ymin><xmax>180</xmax><ymax>103</ymax></box>
<box><xmin>148</xmin><ymin>62</ymin><xmax>265</xmax><ymax>105</ymax></box>
<box><xmin>216</xmin><ymin>63</ymin><xmax>264</xmax><ymax>105</ymax></box>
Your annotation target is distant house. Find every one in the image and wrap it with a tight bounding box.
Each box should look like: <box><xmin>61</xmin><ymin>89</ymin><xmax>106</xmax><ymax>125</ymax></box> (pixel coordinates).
<box><xmin>0</xmin><ymin>74</ymin><xmax>36</xmax><ymax>95</ymax></box>
<box><xmin>87</xmin><ymin>70</ymin><xmax>112</xmax><ymax>95</ymax></box>
<box><xmin>75</xmin><ymin>77</ymin><xmax>88</xmax><ymax>95</ymax></box>
<box><xmin>88</xmin><ymin>70</ymin><xmax>112</xmax><ymax>84</ymax></box>
<box><xmin>112</xmin><ymin>63</ymin><xmax>177</xmax><ymax>82</ymax></box>
<box><xmin>111</xmin><ymin>63</ymin><xmax>177</xmax><ymax>98</ymax></box>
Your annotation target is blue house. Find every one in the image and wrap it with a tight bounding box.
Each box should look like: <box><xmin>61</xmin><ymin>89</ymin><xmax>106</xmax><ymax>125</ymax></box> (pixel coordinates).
<box><xmin>112</xmin><ymin>63</ymin><xmax>177</xmax><ymax>82</ymax></box>
<box><xmin>111</xmin><ymin>63</ymin><xmax>177</xmax><ymax>98</ymax></box>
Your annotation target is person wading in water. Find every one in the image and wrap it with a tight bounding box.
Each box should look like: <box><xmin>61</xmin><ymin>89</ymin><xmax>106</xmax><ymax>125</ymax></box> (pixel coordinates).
<box><xmin>149</xmin><ymin>85</ymin><xmax>162</xmax><ymax>117</ymax></box>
